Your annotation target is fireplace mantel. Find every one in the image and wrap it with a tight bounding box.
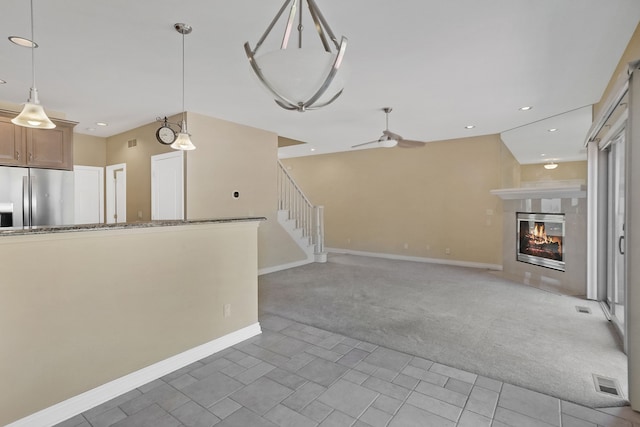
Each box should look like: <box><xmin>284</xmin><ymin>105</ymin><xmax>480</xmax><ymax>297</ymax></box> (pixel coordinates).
<box><xmin>490</xmin><ymin>184</ymin><xmax>586</xmax><ymax>200</ymax></box>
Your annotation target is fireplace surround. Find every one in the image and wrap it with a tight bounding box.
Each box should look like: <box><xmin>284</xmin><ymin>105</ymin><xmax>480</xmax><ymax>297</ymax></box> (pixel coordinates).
<box><xmin>517</xmin><ymin>212</ymin><xmax>565</xmax><ymax>271</ymax></box>
<box><xmin>490</xmin><ymin>182</ymin><xmax>586</xmax><ymax>295</ymax></box>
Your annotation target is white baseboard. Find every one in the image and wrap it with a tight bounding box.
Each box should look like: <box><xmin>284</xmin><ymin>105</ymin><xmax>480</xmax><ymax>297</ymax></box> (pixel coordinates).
<box><xmin>258</xmin><ymin>258</ymin><xmax>314</xmax><ymax>276</ymax></box>
<box><xmin>7</xmin><ymin>323</ymin><xmax>262</xmax><ymax>427</ymax></box>
<box><xmin>326</xmin><ymin>247</ymin><xmax>503</xmax><ymax>271</ymax></box>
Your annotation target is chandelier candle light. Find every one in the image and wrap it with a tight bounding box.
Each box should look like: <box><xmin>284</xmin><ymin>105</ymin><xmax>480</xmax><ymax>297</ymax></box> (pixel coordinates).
<box><xmin>171</xmin><ymin>23</ymin><xmax>196</xmax><ymax>151</ymax></box>
<box><xmin>244</xmin><ymin>0</ymin><xmax>347</xmax><ymax>112</ymax></box>
<box><xmin>11</xmin><ymin>0</ymin><xmax>55</xmax><ymax>129</ymax></box>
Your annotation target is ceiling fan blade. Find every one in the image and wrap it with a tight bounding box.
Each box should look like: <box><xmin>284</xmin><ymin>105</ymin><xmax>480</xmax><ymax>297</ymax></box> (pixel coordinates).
<box><xmin>397</xmin><ymin>139</ymin><xmax>427</xmax><ymax>148</ymax></box>
<box><xmin>351</xmin><ymin>140</ymin><xmax>380</xmax><ymax>148</ymax></box>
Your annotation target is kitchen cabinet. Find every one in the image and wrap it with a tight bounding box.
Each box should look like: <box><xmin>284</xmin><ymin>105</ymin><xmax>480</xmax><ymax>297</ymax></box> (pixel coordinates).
<box><xmin>0</xmin><ymin>116</ymin><xmax>24</xmax><ymax>166</ymax></box>
<box><xmin>0</xmin><ymin>109</ymin><xmax>76</xmax><ymax>170</ymax></box>
<box><xmin>27</xmin><ymin>124</ymin><xmax>74</xmax><ymax>170</ymax></box>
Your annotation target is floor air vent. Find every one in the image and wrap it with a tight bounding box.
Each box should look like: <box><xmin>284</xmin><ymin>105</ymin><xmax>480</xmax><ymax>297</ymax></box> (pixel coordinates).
<box><xmin>593</xmin><ymin>374</ymin><xmax>622</xmax><ymax>397</ymax></box>
<box><xmin>575</xmin><ymin>306</ymin><xmax>591</xmax><ymax>314</ymax></box>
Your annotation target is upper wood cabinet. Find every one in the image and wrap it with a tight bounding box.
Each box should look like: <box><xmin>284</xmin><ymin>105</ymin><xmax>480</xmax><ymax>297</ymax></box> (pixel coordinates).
<box><xmin>0</xmin><ymin>109</ymin><xmax>76</xmax><ymax>170</ymax></box>
<box><xmin>27</xmin><ymin>124</ymin><xmax>74</xmax><ymax>170</ymax></box>
<box><xmin>0</xmin><ymin>115</ymin><xmax>25</xmax><ymax>166</ymax></box>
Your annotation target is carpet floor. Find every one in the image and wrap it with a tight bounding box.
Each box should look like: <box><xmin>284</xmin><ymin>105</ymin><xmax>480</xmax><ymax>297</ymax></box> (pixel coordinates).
<box><xmin>258</xmin><ymin>253</ymin><xmax>628</xmax><ymax>408</ymax></box>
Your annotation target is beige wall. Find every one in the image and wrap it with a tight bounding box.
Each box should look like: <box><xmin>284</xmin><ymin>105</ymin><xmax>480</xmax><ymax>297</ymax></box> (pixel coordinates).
<box><xmin>185</xmin><ymin>112</ymin><xmax>305</xmax><ymax>268</ymax></box>
<box><xmin>520</xmin><ymin>160</ymin><xmax>587</xmax><ymax>183</ymax></box>
<box><xmin>0</xmin><ymin>222</ymin><xmax>260</xmax><ymax>425</ymax></box>
<box><xmin>105</xmin><ymin>112</ymin><xmax>305</xmax><ymax>269</ymax></box>
<box><xmin>185</xmin><ymin>112</ymin><xmax>276</xmax><ymax>219</ymax></box>
<box><xmin>500</xmin><ymin>140</ymin><xmax>521</xmax><ymax>188</ymax></box>
<box><xmin>73</xmin><ymin>133</ymin><xmax>107</xmax><ymax>167</ymax></box>
<box><xmin>282</xmin><ymin>134</ymin><xmax>506</xmax><ymax>266</ymax></box>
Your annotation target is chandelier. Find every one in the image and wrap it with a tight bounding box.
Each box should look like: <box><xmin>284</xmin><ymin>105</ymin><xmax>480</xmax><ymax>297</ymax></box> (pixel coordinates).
<box><xmin>244</xmin><ymin>0</ymin><xmax>347</xmax><ymax>112</ymax></box>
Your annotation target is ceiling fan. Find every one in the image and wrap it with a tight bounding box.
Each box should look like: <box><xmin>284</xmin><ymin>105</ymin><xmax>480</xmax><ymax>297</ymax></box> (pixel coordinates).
<box><xmin>352</xmin><ymin>108</ymin><xmax>427</xmax><ymax>149</ymax></box>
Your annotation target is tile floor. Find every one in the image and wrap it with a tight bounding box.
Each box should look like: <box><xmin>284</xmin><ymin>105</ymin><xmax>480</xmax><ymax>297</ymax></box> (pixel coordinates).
<box><xmin>55</xmin><ymin>314</ymin><xmax>640</xmax><ymax>427</ymax></box>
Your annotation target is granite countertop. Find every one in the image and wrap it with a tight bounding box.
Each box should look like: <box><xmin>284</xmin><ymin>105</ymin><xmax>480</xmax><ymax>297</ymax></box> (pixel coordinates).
<box><xmin>0</xmin><ymin>217</ymin><xmax>266</xmax><ymax>236</ymax></box>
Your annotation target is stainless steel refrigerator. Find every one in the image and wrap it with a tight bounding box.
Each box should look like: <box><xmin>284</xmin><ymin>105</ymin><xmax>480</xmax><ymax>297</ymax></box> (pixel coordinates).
<box><xmin>0</xmin><ymin>166</ymin><xmax>74</xmax><ymax>229</ymax></box>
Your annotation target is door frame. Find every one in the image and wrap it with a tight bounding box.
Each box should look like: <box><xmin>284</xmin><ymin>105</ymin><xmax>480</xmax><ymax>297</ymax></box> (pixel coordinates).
<box><xmin>106</xmin><ymin>163</ymin><xmax>126</xmax><ymax>224</ymax></box>
<box><xmin>626</xmin><ymin>63</ymin><xmax>640</xmax><ymax>409</ymax></box>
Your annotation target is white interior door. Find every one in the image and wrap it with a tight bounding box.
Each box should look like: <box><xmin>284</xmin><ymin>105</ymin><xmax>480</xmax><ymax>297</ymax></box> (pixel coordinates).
<box><xmin>106</xmin><ymin>163</ymin><xmax>126</xmax><ymax>224</ymax></box>
<box><xmin>74</xmin><ymin>165</ymin><xmax>104</xmax><ymax>224</ymax></box>
<box><xmin>151</xmin><ymin>151</ymin><xmax>184</xmax><ymax>220</ymax></box>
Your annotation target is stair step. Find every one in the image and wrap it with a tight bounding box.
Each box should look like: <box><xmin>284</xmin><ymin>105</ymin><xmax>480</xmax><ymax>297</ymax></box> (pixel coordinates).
<box><xmin>277</xmin><ymin>209</ymin><xmax>314</xmax><ymax>259</ymax></box>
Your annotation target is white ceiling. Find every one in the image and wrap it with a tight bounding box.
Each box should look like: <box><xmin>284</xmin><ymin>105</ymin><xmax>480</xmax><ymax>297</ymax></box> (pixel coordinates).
<box><xmin>0</xmin><ymin>1</ymin><xmax>638</xmax><ymax>163</ymax></box>
<box><xmin>501</xmin><ymin>106</ymin><xmax>593</xmax><ymax>164</ymax></box>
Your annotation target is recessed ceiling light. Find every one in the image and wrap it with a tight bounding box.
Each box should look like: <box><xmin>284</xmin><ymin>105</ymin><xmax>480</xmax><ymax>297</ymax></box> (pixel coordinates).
<box><xmin>96</xmin><ymin>122</ymin><xmax>108</xmax><ymax>127</ymax></box>
<box><xmin>8</xmin><ymin>36</ymin><xmax>37</xmax><ymax>48</ymax></box>
<box><xmin>548</xmin><ymin>128</ymin><xmax>558</xmax><ymax>132</ymax></box>
<box><xmin>310</xmin><ymin>148</ymin><xmax>316</xmax><ymax>151</ymax></box>
<box><xmin>519</xmin><ymin>106</ymin><xmax>533</xmax><ymax>111</ymax></box>
<box><xmin>540</xmin><ymin>153</ymin><xmax>546</xmax><ymax>157</ymax></box>
<box><xmin>86</xmin><ymin>127</ymin><xmax>96</xmax><ymax>132</ymax></box>
<box><xmin>464</xmin><ymin>125</ymin><xmax>475</xmax><ymax>129</ymax></box>
<box><xmin>0</xmin><ymin>79</ymin><xmax>6</xmax><ymax>84</ymax></box>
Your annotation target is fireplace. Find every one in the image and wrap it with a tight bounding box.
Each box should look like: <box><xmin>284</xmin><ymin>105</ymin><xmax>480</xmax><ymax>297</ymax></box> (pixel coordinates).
<box><xmin>517</xmin><ymin>212</ymin><xmax>565</xmax><ymax>271</ymax></box>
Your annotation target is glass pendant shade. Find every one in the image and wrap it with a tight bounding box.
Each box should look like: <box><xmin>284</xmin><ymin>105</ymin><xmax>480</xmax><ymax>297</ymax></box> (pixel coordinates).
<box><xmin>171</xmin><ymin>119</ymin><xmax>195</xmax><ymax>150</ymax></box>
<box><xmin>12</xmin><ymin>89</ymin><xmax>55</xmax><ymax>129</ymax></box>
<box><xmin>245</xmin><ymin>0</ymin><xmax>347</xmax><ymax>111</ymax></box>
<box><xmin>171</xmin><ymin>132</ymin><xmax>196</xmax><ymax>151</ymax></box>
<box><xmin>255</xmin><ymin>48</ymin><xmax>347</xmax><ymax>107</ymax></box>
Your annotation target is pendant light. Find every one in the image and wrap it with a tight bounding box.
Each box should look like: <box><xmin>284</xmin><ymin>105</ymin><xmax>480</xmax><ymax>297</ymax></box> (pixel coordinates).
<box><xmin>244</xmin><ymin>0</ymin><xmax>347</xmax><ymax>112</ymax></box>
<box><xmin>11</xmin><ymin>0</ymin><xmax>55</xmax><ymax>129</ymax></box>
<box><xmin>171</xmin><ymin>23</ymin><xmax>195</xmax><ymax>151</ymax></box>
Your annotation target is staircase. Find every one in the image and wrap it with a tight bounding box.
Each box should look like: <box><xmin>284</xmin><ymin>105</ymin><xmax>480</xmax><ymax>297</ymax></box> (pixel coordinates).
<box><xmin>277</xmin><ymin>160</ymin><xmax>327</xmax><ymax>263</ymax></box>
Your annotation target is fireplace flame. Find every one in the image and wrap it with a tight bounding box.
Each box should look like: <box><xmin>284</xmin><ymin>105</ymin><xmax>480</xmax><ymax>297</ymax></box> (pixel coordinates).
<box><xmin>529</xmin><ymin>222</ymin><xmax>559</xmax><ymax>246</ymax></box>
<box><xmin>533</xmin><ymin>223</ymin><xmax>546</xmax><ymax>238</ymax></box>
<box><xmin>522</xmin><ymin>221</ymin><xmax>563</xmax><ymax>259</ymax></box>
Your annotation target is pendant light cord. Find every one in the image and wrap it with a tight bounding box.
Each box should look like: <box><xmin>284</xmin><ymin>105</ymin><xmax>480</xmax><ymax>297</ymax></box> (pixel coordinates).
<box><xmin>298</xmin><ymin>0</ymin><xmax>303</xmax><ymax>49</ymax></box>
<box><xmin>30</xmin><ymin>0</ymin><xmax>36</xmax><ymax>90</ymax></box>
<box><xmin>181</xmin><ymin>30</ymin><xmax>185</xmax><ymax>127</ymax></box>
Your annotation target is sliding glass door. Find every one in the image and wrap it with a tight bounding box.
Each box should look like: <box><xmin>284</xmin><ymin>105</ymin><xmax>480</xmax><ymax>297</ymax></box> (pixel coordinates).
<box><xmin>606</xmin><ymin>132</ymin><xmax>626</xmax><ymax>345</ymax></box>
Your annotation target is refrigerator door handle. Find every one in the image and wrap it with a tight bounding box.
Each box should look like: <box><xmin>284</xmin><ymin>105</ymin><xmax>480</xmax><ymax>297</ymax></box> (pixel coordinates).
<box><xmin>30</xmin><ymin>175</ymin><xmax>36</xmax><ymax>228</ymax></box>
<box><xmin>22</xmin><ymin>175</ymin><xmax>30</xmax><ymax>227</ymax></box>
